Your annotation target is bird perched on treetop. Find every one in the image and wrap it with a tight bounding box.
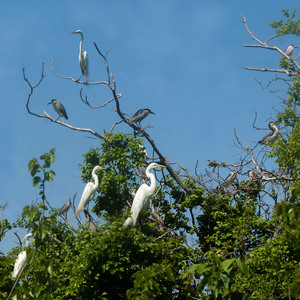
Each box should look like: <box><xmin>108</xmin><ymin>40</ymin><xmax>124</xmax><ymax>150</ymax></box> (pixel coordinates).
<box><xmin>284</xmin><ymin>44</ymin><xmax>298</xmax><ymax>56</ymax></box>
<box><xmin>12</xmin><ymin>233</ymin><xmax>33</xmax><ymax>279</ymax></box>
<box><xmin>48</xmin><ymin>99</ymin><xmax>68</xmax><ymax>123</ymax></box>
<box><xmin>220</xmin><ymin>170</ymin><xmax>238</xmax><ymax>189</ymax></box>
<box><xmin>59</xmin><ymin>200</ymin><xmax>71</xmax><ymax>217</ymax></box>
<box><xmin>123</xmin><ymin>162</ymin><xmax>165</xmax><ymax>229</ymax></box>
<box><xmin>128</xmin><ymin>108</ymin><xmax>155</xmax><ymax>127</ymax></box>
<box><xmin>74</xmin><ymin>166</ymin><xmax>105</xmax><ymax>218</ymax></box>
<box><xmin>72</xmin><ymin>30</ymin><xmax>89</xmax><ymax>83</ymax></box>
<box><xmin>258</xmin><ymin>122</ymin><xmax>279</xmax><ymax>145</ymax></box>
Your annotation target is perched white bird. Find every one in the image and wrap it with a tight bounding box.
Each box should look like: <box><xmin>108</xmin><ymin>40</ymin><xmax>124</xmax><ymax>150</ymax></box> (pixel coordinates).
<box><xmin>72</xmin><ymin>30</ymin><xmax>89</xmax><ymax>82</ymax></box>
<box><xmin>74</xmin><ymin>166</ymin><xmax>105</xmax><ymax>218</ymax></box>
<box><xmin>123</xmin><ymin>162</ymin><xmax>165</xmax><ymax>228</ymax></box>
<box><xmin>12</xmin><ymin>233</ymin><xmax>33</xmax><ymax>279</ymax></box>
<box><xmin>259</xmin><ymin>122</ymin><xmax>279</xmax><ymax>144</ymax></box>
<box><xmin>284</xmin><ymin>44</ymin><xmax>298</xmax><ymax>56</ymax></box>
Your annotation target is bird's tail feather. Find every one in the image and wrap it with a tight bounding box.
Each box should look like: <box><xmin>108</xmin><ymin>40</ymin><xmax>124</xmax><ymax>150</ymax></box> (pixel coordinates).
<box><xmin>123</xmin><ymin>217</ymin><xmax>133</xmax><ymax>229</ymax></box>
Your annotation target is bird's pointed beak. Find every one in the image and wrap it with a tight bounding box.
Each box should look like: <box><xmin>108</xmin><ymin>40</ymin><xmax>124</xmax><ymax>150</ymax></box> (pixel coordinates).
<box><xmin>47</xmin><ymin>102</ymin><xmax>51</xmax><ymax>105</ymax></box>
<box><xmin>100</xmin><ymin>167</ymin><xmax>106</xmax><ymax>170</ymax></box>
<box><xmin>157</xmin><ymin>164</ymin><xmax>166</xmax><ymax>168</ymax></box>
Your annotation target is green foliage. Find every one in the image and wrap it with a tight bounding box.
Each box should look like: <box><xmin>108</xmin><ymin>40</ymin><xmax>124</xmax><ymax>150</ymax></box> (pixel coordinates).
<box><xmin>28</xmin><ymin>148</ymin><xmax>56</xmax><ymax>201</ymax></box>
<box><xmin>269</xmin><ymin>9</ymin><xmax>300</xmax><ymax>36</ymax></box>
<box><xmin>79</xmin><ymin>132</ymin><xmax>146</xmax><ymax>218</ymax></box>
<box><xmin>184</xmin><ymin>252</ymin><xmax>249</xmax><ymax>299</ymax></box>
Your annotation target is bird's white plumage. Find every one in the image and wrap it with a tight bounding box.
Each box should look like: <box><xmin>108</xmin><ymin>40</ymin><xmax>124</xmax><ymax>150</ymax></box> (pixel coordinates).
<box><xmin>124</xmin><ymin>163</ymin><xmax>165</xmax><ymax>228</ymax></box>
<box><xmin>72</xmin><ymin>30</ymin><xmax>89</xmax><ymax>82</ymax></box>
<box><xmin>74</xmin><ymin>166</ymin><xmax>104</xmax><ymax>217</ymax></box>
<box><xmin>12</xmin><ymin>251</ymin><xmax>27</xmax><ymax>279</ymax></box>
<box><xmin>11</xmin><ymin>233</ymin><xmax>33</xmax><ymax>279</ymax></box>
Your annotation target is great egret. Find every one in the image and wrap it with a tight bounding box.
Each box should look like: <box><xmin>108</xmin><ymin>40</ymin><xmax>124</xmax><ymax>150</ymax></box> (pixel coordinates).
<box><xmin>123</xmin><ymin>162</ymin><xmax>165</xmax><ymax>228</ymax></box>
<box><xmin>72</xmin><ymin>30</ymin><xmax>89</xmax><ymax>82</ymax></box>
<box><xmin>259</xmin><ymin>122</ymin><xmax>279</xmax><ymax>144</ymax></box>
<box><xmin>221</xmin><ymin>170</ymin><xmax>237</xmax><ymax>188</ymax></box>
<box><xmin>128</xmin><ymin>109</ymin><xmax>155</xmax><ymax>127</ymax></box>
<box><xmin>48</xmin><ymin>99</ymin><xmax>68</xmax><ymax>122</ymax></box>
<box><xmin>59</xmin><ymin>200</ymin><xmax>71</xmax><ymax>217</ymax></box>
<box><xmin>12</xmin><ymin>233</ymin><xmax>33</xmax><ymax>279</ymax></box>
<box><xmin>74</xmin><ymin>166</ymin><xmax>105</xmax><ymax>218</ymax></box>
<box><xmin>284</xmin><ymin>44</ymin><xmax>298</xmax><ymax>56</ymax></box>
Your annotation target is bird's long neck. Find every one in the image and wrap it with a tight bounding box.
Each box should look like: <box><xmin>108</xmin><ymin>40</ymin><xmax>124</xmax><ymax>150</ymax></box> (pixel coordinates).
<box><xmin>146</xmin><ymin>169</ymin><xmax>156</xmax><ymax>195</ymax></box>
<box><xmin>92</xmin><ymin>170</ymin><xmax>99</xmax><ymax>190</ymax></box>
<box><xmin>271</xmin><ymin>125</ymin><xmax>279</xmax><ymax>135</ymax></box>
<box><xmin>79</xmin><ymin>33</ymin><xmax>84</xmax><ymax>54</ymax></box>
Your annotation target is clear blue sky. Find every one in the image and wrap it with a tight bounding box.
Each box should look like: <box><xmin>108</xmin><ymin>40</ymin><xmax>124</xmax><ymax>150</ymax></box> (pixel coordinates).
<box><xmin>0</xmin><ymin>1</ymin><xmax>299</xmax><ymax>253</ymax></box>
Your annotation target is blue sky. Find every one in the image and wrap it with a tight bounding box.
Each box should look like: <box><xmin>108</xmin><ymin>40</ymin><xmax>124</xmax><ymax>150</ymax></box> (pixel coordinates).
<box><xmin>1</xmin><ymin>1</ymin><xmax>299</xmax><ymax>253</ymax></box>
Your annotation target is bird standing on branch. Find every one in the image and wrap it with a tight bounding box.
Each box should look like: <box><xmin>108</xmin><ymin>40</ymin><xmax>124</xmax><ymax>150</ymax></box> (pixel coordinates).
<box><xmin>12</xmin><ymin>233</ymin><xmax>33</xmax><ymax>279</ymax></box>
<box><xmin>123</xmin><ymin>162</ymin><xmax>165</xmax><ymax>228</ymax></box>
<box><xmin>128</xmin><ymin>108</ymin><xmax>155</xmax><ymax>127</ymax></box>
<box><xmin>221</xmin><ymin>170</ymin><xmax>238</xmax><ymax>189</ymax></box>
<box><xmin>259</xmin><ymin>122</ymin><xmax>279</xmax><ymax>145</ymax></box>
<box><xmin>284</xmin><ymin>44</ymin><xmax>298</xmax><ymax>56</ymax></box>
<box><xmin>48</xmin><ymin>99</ymin><xmax>68</xmax><ymax>123</ymax></box>
<box><xmin>59</xmin><ymin>200</ymin><xmax>71</xmax><ymax>217</ymax></box>
<box><xmin>72</xmin><ymin>30</ymin><xmax>89</xmax><ymax>83</ymax></box>
<box><xmin>74</xmin><ymin>166</ymin><xmax>105</xmax><ymax>218</ymax></box>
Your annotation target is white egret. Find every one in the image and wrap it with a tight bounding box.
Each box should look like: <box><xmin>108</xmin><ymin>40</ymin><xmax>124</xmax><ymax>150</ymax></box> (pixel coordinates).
<box><xmin>128</xmin><ymin>109</ymin><xmax>155</xmax><ymax>127</ymax></box>
<box><xmin>48</xmin><ymin>99</ymin><xmax>68</xmax><ymax>122</ymax></box>
<box><xmin>259</xmin><ymin>122</ymin><xmax>279</xmax><ymax>144</ymax></box>
<box><xmin>12</xmin><ymin>233</ymin><xmax>33</xmax><ymax>279</ymax></box>
<box><xmin>123</xmin><ymin>162</ymin><xmax>165</xmax><ymax>228</ymax></box>
<box><xmin>74</xmin><ymin>166</ymin><xmax>105</xmax><ymax>218</ymax></box>
<box><xmin>72</xmin><ymin>30</ymin><xmax>89</xmax><ymax>82</ymax></box>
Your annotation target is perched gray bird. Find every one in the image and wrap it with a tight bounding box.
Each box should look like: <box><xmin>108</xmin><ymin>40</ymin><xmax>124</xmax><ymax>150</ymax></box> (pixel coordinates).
<box><xmin>59</xmin><ymin>200</ymin><xmax>71</xmax><ymax>217</ymax></box>
<box><xmin>72</xmin><ymin>30</ymin><xmax>89</xmax><ymax>82</ymax></box>
<box><xmin>128</xmin><ymin>109</ymin><xmax>155</xmax><ymax>127</ymax></box>
<box><xmin>48</xmin><ymin>99</ymin><xmax>68</xmax><ymax>122</ymax></box>
<box><xmin>284</xmin><ymin>44</ymin><xmax>298</xmax><ymax>56</ymax></box>
<box><xmin>259</xmin><ymin>122</ymin><xmax>279</xmax><ymax>145</ymax></box>
<box><xmin>84</xmin><ymin>209</ymin><xmax>96</xmax><ymax>232</ymax></box>
<box><xmin>221</xmin><ymin>170</ymin><xmax>238</xmax><ymax>188</ymax></box>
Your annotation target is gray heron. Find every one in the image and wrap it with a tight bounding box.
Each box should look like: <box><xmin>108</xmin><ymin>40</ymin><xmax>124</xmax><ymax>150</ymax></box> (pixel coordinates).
<box><xmin>259</xmin><ymin>122</ymin><xmax>279</xmax><ymax>144</ymax></box>
<box><xmin>128</xmin><ymin>108</ymin><xmax>155</xmax><ymax>127</ymax></box>
<box><xmin>48</xmin><ymin>99</ymin><xmax>68</xmax><ymax>122</ymax></box>
<box><xmin>284</xmin><ymin>44</ymin><xmax>298</xmax><ymax>56</ymax></box>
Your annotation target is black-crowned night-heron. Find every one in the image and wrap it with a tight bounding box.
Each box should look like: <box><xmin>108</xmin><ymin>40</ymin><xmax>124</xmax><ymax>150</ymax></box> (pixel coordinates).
<box><xmin>284</xmin><ymin>44</ymin><xmax>298</xmax><ymax>56</ymax></box>
<box><xmin>84</xmin><ymin>209</ymin><xmax>97</xmax><ymax>232</ymax></box>
<box><xmin>123</xmin><ymin>162</ymin><xmax>165</xmax><ymax>229</ymax></box>
<box><xmin>221</xmin><ymin>170</ymin><xmax>237</xmax><ymax>188</ymax></box>
<box><xmin>72</xmin><ymin>30</ymin><xmax>89</xmax><ymax>82</ymax></box>
<box><xmin>59</xmin><ymin>200</ymin><xmax>71</xmax><ymax>217</ymax></box>
<box><xmin>259</xmin><ymin>122</ymin><xmax>279</xmax><ymax>144</ymax></box>
<box><xmin>48</xmin><ymin>99</ymin><xmax>68</xmax><ymax>122</ymax></box>
<box><xmin>128</xmin><ymin>108</ymin><xmax>155</xmax><ymax>127</ymax></box>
